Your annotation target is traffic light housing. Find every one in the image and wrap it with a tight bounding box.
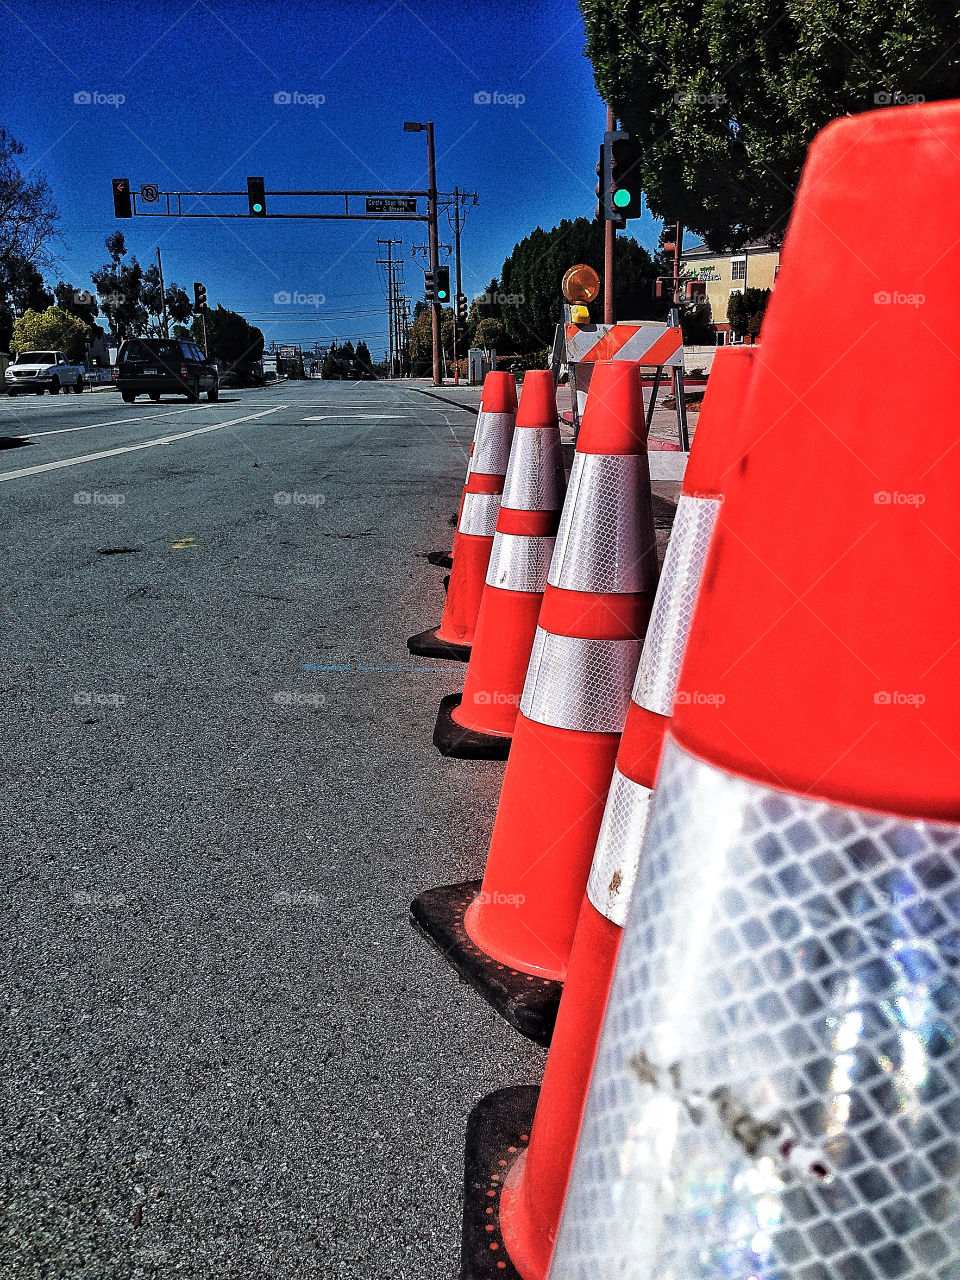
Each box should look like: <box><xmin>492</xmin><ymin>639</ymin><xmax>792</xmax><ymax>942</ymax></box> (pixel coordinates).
<box><xmin>193</xmin><ymin>281</ymin><xmax>207</xmax><ymax>309</ymax></box>
<box><xmin>608</xmin><ymin>132</ymin><xmax>642</xmax><ymax>220</ymax></box>
<box><xmin>247</xmin><ymin>176</ymin><xmax>266</xmax><ymax>216</ymax></box>
<box><xmin>456</xmin><ymin>292</ymin><xmax>468</xmax><ymax>324</ymax></box>
<box><xmin>112</xmin><ymin>178</ymin><xmax>132</xmax><ymax>219</ymax></box>
<box><xmin>594</xmin><ymin>147</ymin><xmax>608</xmax><ymax>223</ymax></box>
<box><xmin>424</xmin><ymin>269</ymin><xmax>435</xmax><ymax>303</ymax></box>
<box><xmin>659</xmin><ymin>223</ymin><xmax>679</xmax><ymax>253</ymax></box>
<box><xmin>436</xmin><ymin>266</ymin><xmax>450</xmax><ymax>304</ymax></box>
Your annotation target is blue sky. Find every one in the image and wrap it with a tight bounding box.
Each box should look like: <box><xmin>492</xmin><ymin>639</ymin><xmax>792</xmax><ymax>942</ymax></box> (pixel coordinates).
<box><xmin>0</xmin><ymin>0</ymin><xmax>663</xmax><ymax>357</ymax></box>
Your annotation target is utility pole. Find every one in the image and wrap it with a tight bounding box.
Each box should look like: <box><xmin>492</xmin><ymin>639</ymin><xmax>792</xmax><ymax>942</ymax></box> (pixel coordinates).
<box><xmin>444</xmin><ymin>188</ymin><xmax>477</xmax><ymax>388</ymax></box>
<box><xmin>452</xmin><ymin>186</ymin><xmax>462</xmax><ymax>385</ymax></box>
<box><xmin>156</xmin><ymin>247</ymin><xmax>170</xmax><ymax>337</ymax></box>
<box><xmin>604</xmin><ymin>105</ymin><xmax>615</xmax><ymax>325</ymax></box>
<box><xmin>377</xmin><ymin>237</ymin><xmax>403</xmax><ymax>377</ymax></box>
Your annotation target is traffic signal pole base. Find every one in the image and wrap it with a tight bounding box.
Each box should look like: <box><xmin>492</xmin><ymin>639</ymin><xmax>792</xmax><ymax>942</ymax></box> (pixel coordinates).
<box><xmin>460</xmin><ymin>1087</ymin><xmax>539</xmax><ymax>1280</ymax></box>
<box><xmin>409</xmin><ymin>881</ymin><xmax>561</xmax><ymax>1046</ymax></box>
<box><xmin>406</xmin><ymin>627</ymin><xmax>470</xmax><ymax>662</ymax></box>
<box><xmin>433</xmin><ymin>693</ymin><xmax>512</xmax><ymax>760</ymax></box>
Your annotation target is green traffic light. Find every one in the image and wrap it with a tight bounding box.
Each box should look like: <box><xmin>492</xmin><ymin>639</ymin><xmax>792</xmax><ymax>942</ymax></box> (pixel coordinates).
<box><xmin>613</xmin><ymin>189</ymin><xmax>632</xmax><ymax>208</ymax></box>
<box><xmin>253</xmin><ymin>202</ymin><xmax>263</xmax><ymax>212</ymax></box>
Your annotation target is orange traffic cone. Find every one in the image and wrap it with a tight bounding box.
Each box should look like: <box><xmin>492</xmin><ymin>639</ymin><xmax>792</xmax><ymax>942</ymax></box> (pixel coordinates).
<box><xmin>411</xmin><ymin>361</ymin><xmax>657</xmax><ymax>1044</ymax></box>
<box><xmin>458</xmin><ymin>346</ymin><xmax>759</xmax><ymax>1280</ymax></box>
<box><xmin>434</xmin><ymin>370</ymin><xmax>566</xmax><ymax>759</ymax></box>
<box><xmin>551</xmin><ymin>102</ymin><xmax>960</xmax><ymax>1279</ymax></box>
<box><xmin>409</xmin><ymin>371</ymin><xmax>517</xmax><ymax>661</ymax></box>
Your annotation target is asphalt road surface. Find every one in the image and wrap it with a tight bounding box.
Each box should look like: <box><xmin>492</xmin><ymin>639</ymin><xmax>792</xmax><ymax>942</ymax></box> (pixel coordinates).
<box><xmin>0</xmin><ymin>380</ymin><xmax>545</xmax><ymax>1279</ymax></box>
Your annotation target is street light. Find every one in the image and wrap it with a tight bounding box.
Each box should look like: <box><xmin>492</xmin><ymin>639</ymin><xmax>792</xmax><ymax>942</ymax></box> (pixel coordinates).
<box><xmin>403</xmin><ymin>120</ymin><xmax>441</xmax><ymax>386</ymax></box>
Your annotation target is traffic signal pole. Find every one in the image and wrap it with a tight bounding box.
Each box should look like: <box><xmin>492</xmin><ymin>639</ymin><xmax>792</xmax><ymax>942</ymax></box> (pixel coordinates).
<box><xmin>425</xmin><ymin>122</ymin><xmax>442</xmax><ymax>386</ymax></box>
<box><xmin>604</xmin><ymin>105</ymin><xmax>615</xmax><ymax>325</ymax></box>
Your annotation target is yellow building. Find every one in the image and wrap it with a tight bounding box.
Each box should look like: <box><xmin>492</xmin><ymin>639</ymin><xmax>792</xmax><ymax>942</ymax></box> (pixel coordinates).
<box><xmin>680</xmin><ymin>241</ymin><xmax>780</xmax><ymax>343</ymax></box>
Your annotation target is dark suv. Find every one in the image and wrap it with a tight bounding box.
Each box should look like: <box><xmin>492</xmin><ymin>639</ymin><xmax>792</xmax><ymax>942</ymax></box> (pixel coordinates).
<box><xmin>115</xmin><ymin>338</ymin><xmax>219</xmax><ymax>403</ymax></box>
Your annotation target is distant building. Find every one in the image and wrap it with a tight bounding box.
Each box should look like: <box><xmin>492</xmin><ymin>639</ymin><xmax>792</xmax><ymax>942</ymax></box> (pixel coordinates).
<box><xmin>680</xmin><ymin>241</ymin><xmax>780</xmax><ymax>343</ymax></box>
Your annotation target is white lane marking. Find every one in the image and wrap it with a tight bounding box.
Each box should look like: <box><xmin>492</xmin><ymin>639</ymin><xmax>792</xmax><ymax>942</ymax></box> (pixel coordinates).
<box><xmin>0</xmin><ymin>406</ymin><xmax>288</xmax><ymax>484</ymax></box>
<box><xmin>301</xmin><ymin>414</ymin><xmax>407</xmax><ymax>421</ymax></box>
<box><xmin>10</xmin><ymin>404</ymin><xmax>214</xmax><ymax>438</ymax></box>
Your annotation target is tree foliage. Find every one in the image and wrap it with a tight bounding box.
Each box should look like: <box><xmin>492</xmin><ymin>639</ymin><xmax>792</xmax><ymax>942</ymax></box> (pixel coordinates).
<box><xmin>91</xmin><ymin>234</ymin><xmax>147</xmax><ymax>339</ymax></box>
<box><xmin>726</xmin><ymin>286</ymin><xmax>771</xmax><ymax>339</ymax></box>
<box><xmin>0</xmin><ymin>128</ymin><xmax>59</xmax><ymax>274</ymax></box>
<box><xmin>11</xmin><ymin>306</ymin><xmax>92</xmax><ymax>362</ymax></box>
<box><xmin>580</xmin><ymin>0</ymin><xmax>960</xmax><ymax>247</ymax></box>
<box><xmin>191</xmin><ymin>304</ymin><xmax>263</xmax><ymax>369</ymax></box>
<box><xmin>54</xmin><ymin>281</ymin><xmax>100</xmax><ymax>330</ymax></box>
<box><xmin>0</xmin><ymin>257</ymin><xmax>54</xmax><ymax>350</ymax></box>
<box><xmin>498</xmin><ymin>216</ymin><xmax>662</xmax><ymax>353</ymax></box>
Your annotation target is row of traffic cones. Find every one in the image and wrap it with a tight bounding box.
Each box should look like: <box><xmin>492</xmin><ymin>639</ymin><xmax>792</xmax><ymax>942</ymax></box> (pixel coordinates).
<box><xmin>407</xmin><ymin>344</ymin><xmax>757</xmax><ymax>1277</ymax></box>
<box><xmin>411</xmin><ymin>100</ymin><xmax>960</xmax><ymax>1280</ymax></box>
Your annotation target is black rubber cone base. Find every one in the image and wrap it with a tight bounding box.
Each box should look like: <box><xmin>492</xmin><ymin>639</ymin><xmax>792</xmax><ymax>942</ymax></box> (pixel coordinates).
<box><xmin>434</xmin><ymin>693</ymin><xmax>512</xmax><ymax>760</ymax></box>
<box><xmin>462</xmin><ymin>1086</ymin><xmax>539</xmax><ymax>1280</ymax></box>
<box><xmin>407</xmin><ymin>627</ymin><xmax>471</xmax><ymax>662</ymax></box>
<box><xmin>410</xmin><ymin>882</ymin><xmax>561</xmax><ymax>1046</ymax></box>
<box><xmin>427</xmin><ymin>550</ymin><xmax>454</xmax><ymax>568</ymax></box>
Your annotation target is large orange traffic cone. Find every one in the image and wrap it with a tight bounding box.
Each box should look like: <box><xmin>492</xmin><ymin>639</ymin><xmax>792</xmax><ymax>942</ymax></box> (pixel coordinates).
<box><xmin>411</xmin><ymin>361</ymin><xmax>657</xmax><ymax>1044</ymax></box>
<box><xmin>434</xmin><ymin>371</ymin><xmax>566</xmax><ymax>759</ymax></box>
<box><xmin>550</xmin><ymin>103</ymin><xmax>960</xmax><ymax>1280</ymax></box>
<box><xmin>409</xmin><ymin>371</ymin><xmax>517</xmax><ymax>661</ymax></box>
<box><xmin>458</xmin><ymin>347</ymin><xmax>759</xmax><ymax>1280</ymax></box>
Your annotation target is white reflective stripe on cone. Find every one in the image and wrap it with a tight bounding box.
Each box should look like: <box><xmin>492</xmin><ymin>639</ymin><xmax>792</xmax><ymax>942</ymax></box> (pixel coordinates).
<box><xmin>501</xmin><ymin>426</ymin><xmax>565</xmax><ymax>512</ymax></box>
<box><xmin>458</xmin><ymin>492</ymin><xmax>501</xmax><ymax>537</ymax></box>
<box><xmin>520</xmin><ymin>627</ymin><xmax>640</xmax><ymax>734</ymax></box>
<box><xmin>469</xmin><ymin>411</ymin><xmax>515</xmax><ymax>476</ymax></box>
<box><xmin>634</xmin><ymin>493</ymin><xmax>722</xmax><ymax>716</ymax></box>
<box><xmin>550</xmin><ymin>735</ymin><xmax>960</xmax><ymax>1280</ymax></box>
<box><xmin>586</xmin><ymin>766</ymin><xmax>653</xmax><ymax>927</ymax></box>
<box><xmin>484</xmin><ymin>532</ymin><xmax>555</xmax><ymax>593</ymax></box>
<box><xmin>548</xmin><ymin>453</ymin><xmax>658</xmax><ymax>595</ymax></box>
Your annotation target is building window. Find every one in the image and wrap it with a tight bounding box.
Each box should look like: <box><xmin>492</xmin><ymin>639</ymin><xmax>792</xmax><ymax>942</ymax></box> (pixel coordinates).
<box><xmin>731</xmin><ymin>258</ymin><xmax>747</xmax><ymax>282</ymax></box>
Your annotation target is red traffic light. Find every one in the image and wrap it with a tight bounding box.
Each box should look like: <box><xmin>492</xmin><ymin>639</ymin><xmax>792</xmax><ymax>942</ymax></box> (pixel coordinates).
<box><xmin>112</xmin><ymin>178</ymin><xmax>132</xmax><ymax>219</ymax></box>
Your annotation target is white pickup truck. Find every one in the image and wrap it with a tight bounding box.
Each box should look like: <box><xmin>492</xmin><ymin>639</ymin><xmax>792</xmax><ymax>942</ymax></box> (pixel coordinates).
<box><xmin>5</xmin><ymin>350</ymin><xmax>85</xmax><ymax>396</ymax></box>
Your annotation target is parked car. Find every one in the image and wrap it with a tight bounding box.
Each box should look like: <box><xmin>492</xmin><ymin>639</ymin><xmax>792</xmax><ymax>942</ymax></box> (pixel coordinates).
<box><xmin>114</xmin><ymin>338</ymin><xmax>218</xmax><ymax>403</ymax></box>
<box><xmin>5</xmin><ymin>350</ymin><xmax>85</xmax><ymax>396</ymax></box>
